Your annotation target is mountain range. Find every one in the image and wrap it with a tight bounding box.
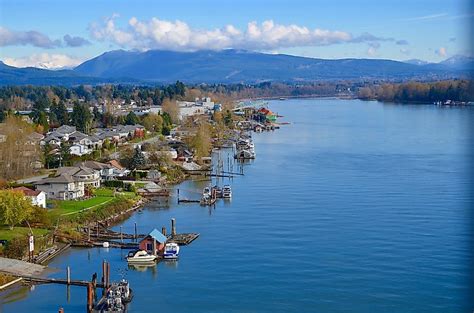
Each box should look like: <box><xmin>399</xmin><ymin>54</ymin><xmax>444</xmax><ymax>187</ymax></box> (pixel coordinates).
<box><xmin>1</xmin><ymin>50</ymin><xmax>472</xmax><ymax>86</ymax></box>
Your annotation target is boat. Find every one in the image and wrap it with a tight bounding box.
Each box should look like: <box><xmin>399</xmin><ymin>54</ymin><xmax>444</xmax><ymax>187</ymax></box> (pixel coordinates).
<box><xmin>202</xmin><ymin>186</ymin><xmax>211</xmax><ymax>198</ymax></box>
<box><xmin>222</xmin><ymin>185</ymin><xmax>232</xmax><ymax>199</ymax></box>
<box><xmin>126</xmin><ymin>250</ymin><xmax>157</xmax><ymax>263</ymax></box>
<box><xmin>163</xmin><ymin>242</ymin><xmax>180</xmax><ymax>259</ymax></box>
<box><xmin>93</xmin><ymin>279</ymin><xmax>132</xmax><ymax>313</ymax></box>
<box><xmin>211</xmin><ymin>185</ymin><xmax>222</xmax><ymax>198</ymax></box>
<box><xmin>234</xmin><ymin>149</ymin><xmax>256</xmax><ymax>159</ymax></box>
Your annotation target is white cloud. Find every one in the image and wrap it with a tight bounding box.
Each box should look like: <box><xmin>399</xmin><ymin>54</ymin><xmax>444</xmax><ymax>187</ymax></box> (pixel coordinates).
<box><xmin>3</xmin><ymin>53</ymin><xmax>85</xmax><ymax>69</ymax></box>
<box><xmin>89</xmin><ymin>15</ymin><xmax>393</xmax><ymax>52</ymax></box>
<box><xmin>435</xmin><ymin>47</ymin><xmax>447</xmax><ymax>57</ymax></box>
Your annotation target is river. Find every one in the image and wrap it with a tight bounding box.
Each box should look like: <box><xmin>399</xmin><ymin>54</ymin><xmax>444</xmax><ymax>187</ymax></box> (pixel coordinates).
<box><xmin>1</xmin><ymin>99</ymin><xmax>472</xmax><ymax>313</ymax></box>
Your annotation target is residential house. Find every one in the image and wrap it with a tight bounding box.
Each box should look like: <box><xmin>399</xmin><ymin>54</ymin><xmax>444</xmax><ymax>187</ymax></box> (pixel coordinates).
<box><xmin>69</xmin><ymin>144</ymin><xmax>91</xmax><ymax>156</ymax></box>
<box><xmin>75</xmin><ymin>161</ymin><xmax>115</xmax><ymax>181</ymax></box>
<box><xmin>56</xmin><ymin>166</ymin><xmax>101</xmax><ymax>188</ymax></box>
<box><xmin>139</xmin><ymin>229</ymin><xmax>167</xmax><ymax>255</ymax></box>
<box><xmin>35</xmin><ymin>174</ymin><xmax>85</xmax><ymax>200</ymax></box>
<box><xmin>107</xmin><ymin>160</ymin><xmax>130</xmax><ymax>177</ymax></box>
<box><xmin>12</xmin><ymin>186</ymin><xmax>47</xmax><ymax>208</ymax></box>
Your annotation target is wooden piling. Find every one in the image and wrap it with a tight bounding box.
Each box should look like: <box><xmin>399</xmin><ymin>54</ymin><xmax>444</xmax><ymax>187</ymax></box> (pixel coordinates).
<box><xmin>66</xmin><ymin>266</ymin><xmax>70</xmax><ymax>285</ymax></box>
<box><xmin>106</xmin><ymin>262</ymin><xmax>110</xmax><ymax>288</ymax></box>
<box><xmin>152</xmin><ymin>238</ymin><xmax>157</xmax><ymax>256</ymax></box>
<box><xmin>134</xmin><ymin>222</ymin><xmax>137</xmax><ymax>241</ymax></box>
<box><xmin>120</xmin><ymin>226</ymin><xmax>123</xmax><ymax>243</ymax></box>
<box><xmin>177</xmin><ymin>189</ymin><xmax>180</xmax><ymax>204</ymax></box>
<box><xmin>87</xmin><ymin>282</ymin><xmax>93</xmax><ymax>312</ymax></box>
<box><xmin>161</xmin><ymin>227</ymin><xmax>166</xmax><ymax>236</ymax></box>
<box><xmin>101</xmin><ymin>260</ymin><xmax>106</xmax><ymax>286</ymax></box>
<box><xmin>171</xmin><ymin>218</ymin><xmax>176</xmax><ymax>236</ymax></box>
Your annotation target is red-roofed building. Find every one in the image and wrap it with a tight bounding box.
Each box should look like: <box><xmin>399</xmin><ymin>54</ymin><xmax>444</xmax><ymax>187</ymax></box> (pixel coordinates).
<box><xmin>12</xmin><ymin>186</ymin><xmax>46</xmax><ymax>208</ymax></box>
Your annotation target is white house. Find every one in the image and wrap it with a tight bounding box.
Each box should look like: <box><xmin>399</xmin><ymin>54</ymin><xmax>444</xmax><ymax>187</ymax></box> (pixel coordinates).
<box><xmin>56</xmin><ymin>166</ymin><xmax>101</xmax><ymax>188</ymax></box>
<box><xmin>35</xmin><ymin>174</ymin><xmax>85</xmax><ymax>200</ymax></box>
<box><xmin>12</xmin><ymin>186</ymin><xmax>47</xmax><ymax>208</ymax></box>
<box><xmin>70</xmin><ymin>144</ymin><xmax>91</xmax><ymax>156</ymax></box>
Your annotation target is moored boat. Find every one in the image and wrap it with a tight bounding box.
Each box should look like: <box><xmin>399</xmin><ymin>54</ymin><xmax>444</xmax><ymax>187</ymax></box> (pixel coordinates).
<box><xmin>222</xmin><ymin>185</ymin><xmax>232</xmax><ymax>198</ymax></box>
<box><xmin>126</xmin><ymin>250</ymin><xmax>157</xmax><ymax>263</ymax></box>
<box><xmin>163</xmin><ymin>242</ymin><xmax>180</xmax><ymax>259</ymax></box>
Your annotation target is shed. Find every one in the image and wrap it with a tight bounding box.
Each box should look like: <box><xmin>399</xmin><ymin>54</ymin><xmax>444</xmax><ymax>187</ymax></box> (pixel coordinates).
<box><xmin>139</xmin><ymin>229</ymin><xmax>167</xmax><ymax>255</ymax></box>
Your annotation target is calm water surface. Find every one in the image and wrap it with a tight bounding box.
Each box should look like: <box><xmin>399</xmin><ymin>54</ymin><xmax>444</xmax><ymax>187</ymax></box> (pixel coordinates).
<box><xmin>1</xmin><ymin>99</ymin><xmax>472</xmax><ymax>313</ymax></box>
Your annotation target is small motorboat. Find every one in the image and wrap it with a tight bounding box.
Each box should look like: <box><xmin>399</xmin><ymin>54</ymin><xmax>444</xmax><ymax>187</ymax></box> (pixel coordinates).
<box><xmin>163</xmin><ymin>243</ymin><xmax>180</xmax><ymax>259</ymax></box>
<box><xmin>222</xmin><ymin>185</ymin><xmax>232</xmax><ymax>199</ymax></box>
<box><xmin>234</xmin><ymin>149</ymin><xmax>256</xmax><ymax>159</ymax></box>
<box><xmin>126</xmin><ymin>250</ymin><xmax>157</xmax><ymax>263</ymax></box>
<box><xmin>202</xmin><ymin>186</ymin><xmax>211</xmax><ymax>198</ymax></box>
<box><xmin>212</xmin><ymin>185</ymin><xmax>222</xmax><ymax>198</ymax></box>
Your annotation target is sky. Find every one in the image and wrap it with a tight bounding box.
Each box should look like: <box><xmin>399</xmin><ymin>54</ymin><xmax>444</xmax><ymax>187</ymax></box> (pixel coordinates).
<box><xmin>0</xmin><ymin>0</ymin><xmax>472</xmax><ymax>69</ymax></box>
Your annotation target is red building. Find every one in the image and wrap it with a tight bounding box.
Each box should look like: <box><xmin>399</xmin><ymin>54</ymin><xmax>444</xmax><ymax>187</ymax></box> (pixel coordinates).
<box><xmin>139</xmin><ymin>229</ymin><xmax>167</xmax><ymax>255</ymax></box>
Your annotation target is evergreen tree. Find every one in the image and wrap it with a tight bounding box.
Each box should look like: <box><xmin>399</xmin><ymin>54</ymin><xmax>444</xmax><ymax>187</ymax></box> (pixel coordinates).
<box><xmin>125</xmin><ymin>111</ymin><xmax>139</xmax><ymax>125</ymax></box>
<box><xmin>129</xmin><ymin>147</ymin><xmax>146</xmax><ymax>170</ymax></box>
<box><xmin>71</xmin><ymin>102</ymin><xmax>92</xmax><ymax>133</ymax></box>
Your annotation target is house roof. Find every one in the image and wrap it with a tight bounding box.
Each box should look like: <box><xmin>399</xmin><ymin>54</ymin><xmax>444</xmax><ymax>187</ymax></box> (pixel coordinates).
<box><xmin>107</xmin><ymin>160</ymin><xmax>124</xmax><ymax>170</ymax></box>
<box><xmin>55</xmin><ymin>125</ymin><xmax>76</xmax><ymax>134</ymax></box>
<box><xmin>12</xmin><ymin>186</ymin><xmax>42</xmax><ymax>197</ymax></box>
<box><xmin>36</xmin><ymin>174</ymin><xmax>76</xmax><ymax>184</ymax></box>
<box><xmin>75</xmin><ymin>160</ymin><xmax>112</xmax><ymax>170</ymax></box>
<box><xmin>56</xmin><ymin>166</ymin><xmax>97</xmax><ymax>177</ymax></box>
<box><xmin>28</xmin><ymin>132</ymin><xmax>45</xmax><ymax>141</ymax></box>
<box><xmin>69</xmin><ymin>131</ymin><xmax>88</xmax><ymax>141</ymax></box>
<box><xmin>147</xmin><ymin>229</ymin><xmax>167</xmax><ymax>243</ymax></box>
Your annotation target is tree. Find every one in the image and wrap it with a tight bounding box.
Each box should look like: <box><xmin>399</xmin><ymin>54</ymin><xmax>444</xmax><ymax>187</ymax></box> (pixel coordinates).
<box><xmin>125</xmin><ymin>111</ymin><xmax>139</xmax><ymax>125</ymax></box>
<box><xmin>129</xmin><ymin>147</ymin><xmax>146</xmax><ymax>170</ymax></box>
<box><xmin>141</xmin><ymin>113</ymin><xmax>163</xmax><ymax>133</ymax></box>
<box><xmin>37</xmin><ymin>111</ymin><xmax>49</xmax><ymax>132</ymax></box>
<box><xmin>71</xmin><ymin>102</ymin><xmax>92</xmax><ymax>133</ymax></box>
<box><xmin>51</xmin><ymin>100</ymin><xmax>69</xmax><ymax>126</ymax></box>
<box><xmin>0</xmin><ymin>190</ymin><xmax>34</xmax><ymax>229</ymax></box>
<box><xmin>162</xmin><ymin>99</ymin><xmax>180</xmax><ymax>124</ymax></box>
<box><xmin>191</xmin><ymin>123</ymin><xmax>211</xmax><ymax>160</ymax></box>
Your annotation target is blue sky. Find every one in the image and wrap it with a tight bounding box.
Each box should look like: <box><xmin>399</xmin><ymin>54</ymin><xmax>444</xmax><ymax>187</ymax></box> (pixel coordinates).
<box><xmin>0</xmin><ymin>0</ymin><xmax>472</xmax><ymax>68</ymax></box>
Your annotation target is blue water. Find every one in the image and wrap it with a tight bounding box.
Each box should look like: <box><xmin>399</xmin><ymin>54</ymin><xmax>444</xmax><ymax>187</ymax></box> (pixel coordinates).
<box><xmin>1</xmin><ymin>99</ymin><xmax>472</xmax><ymax>313</ymax></box>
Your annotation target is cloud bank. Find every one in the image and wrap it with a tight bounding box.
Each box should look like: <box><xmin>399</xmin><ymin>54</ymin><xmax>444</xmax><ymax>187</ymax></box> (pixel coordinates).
<box><xmin>0</xmin><ymin>27</ymin><xmax>90</xmax><ymax>48</ymax></box>
<box><xmin>63</xmin><ymin>35</ymin><xmax>91</xmax><ymax>47</ymax></box>
<box><xmin>0</xmin><ymin>27</ymin><xmax>61</xmax><ymax>48</ymax></box>
<box><xmin>90</xmin><ymin>15</ymin><xmax>399</xmax><ymax>52</ymax></box>
<box><xmin>3</xmin><ymin>53</ymin><xmax>84</xmax><ymax>69</ymax></box>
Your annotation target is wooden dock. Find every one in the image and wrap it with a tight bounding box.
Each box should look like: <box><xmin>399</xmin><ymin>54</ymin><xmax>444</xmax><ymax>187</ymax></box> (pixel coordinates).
<box><xmin>167</xmin><ymin>233</ymin><xmax>199</xmax><ymax>245</ymax></box>
<box><xmin>20</xmin><ymin>275</ymin><xmax>105</xmax><ymax>288</ymax></box>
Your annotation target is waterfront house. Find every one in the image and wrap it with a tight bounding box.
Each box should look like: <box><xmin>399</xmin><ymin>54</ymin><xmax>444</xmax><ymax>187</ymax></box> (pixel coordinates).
<box><xmin>11</xmin><ymin>186</ymin><xmax>47</xmax><ymax>208</ymax></box>
<box><xmin>35</xmin><ymin>174</ymin><xmax>85</xmax><ymax>200</ymax></box>
<box><xmin>139</xmin><ymin>229</ymin><xmax>167</xmax><ymax>255</ymax></box>
<box><xmin>56</xmin><ymin>166</ymin><xmax>101</xmax><ymax>188</ymax></box>
<box><xmin>106</xmin><ymin>160</ymin><xmax>130</xmax><ymax>177</ymax></box>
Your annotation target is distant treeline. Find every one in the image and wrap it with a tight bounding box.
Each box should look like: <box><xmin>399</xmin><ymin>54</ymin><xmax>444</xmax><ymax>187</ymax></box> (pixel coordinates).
<box><xmin>357</xmin><ymin>80</ymin><xmax>473</xmax><ymax>103</ymax></box>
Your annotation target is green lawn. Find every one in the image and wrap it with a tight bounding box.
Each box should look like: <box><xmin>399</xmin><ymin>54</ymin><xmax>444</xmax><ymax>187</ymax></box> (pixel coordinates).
<box><xmin>47</xmin><ymin>188</ymin><xmax>138</xmax><ymax>219</ymax></box>
<box><xmin>0</xmin><ymin>226</ymin><xmax>49</xmax><ymax>241</ymax></box>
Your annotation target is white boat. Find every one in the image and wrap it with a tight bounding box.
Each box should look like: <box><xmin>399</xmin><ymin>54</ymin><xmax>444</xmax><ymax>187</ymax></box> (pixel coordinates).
<box><xmin>163</xmin><ymin>243</ymin><xmax>180</xmax><ymax>259</ymax></box>
<box><xmin>202</xmin><ymin>186</ymin><xmax>211</xmax><ymax>198</ymax></box>
<box><xmin>234</xmin><ymin>149</ymin><xmax>256</xmax><ymax>159</ymax></box>
<box><xmin>222</xmin><ymin>185</ymin><xmax>232</xmax><ymax>198</ymax></box>
<box><xmin>126</xmin><ymin>250</ymin><xmax>157</xmax><ymax>263</ymax></box>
